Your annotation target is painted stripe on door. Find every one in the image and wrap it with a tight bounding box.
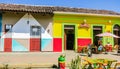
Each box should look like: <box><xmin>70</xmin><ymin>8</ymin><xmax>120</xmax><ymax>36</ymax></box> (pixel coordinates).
<box><xmin>30</xmin><ymin>38</ymin><xmax>40</xmax><ymax>52</ymax></box>
<box><xmin>4</xmin><ymin>38</ymin><xmax>12</xmax><ymax>52</ymax></box>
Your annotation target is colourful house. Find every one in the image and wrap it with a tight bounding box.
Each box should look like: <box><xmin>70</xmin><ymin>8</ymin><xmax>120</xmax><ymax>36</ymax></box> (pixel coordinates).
<box><xmin>0</xmin><ymin>4</ymin><xmax>120</xmax><ymax>52</ymax></box>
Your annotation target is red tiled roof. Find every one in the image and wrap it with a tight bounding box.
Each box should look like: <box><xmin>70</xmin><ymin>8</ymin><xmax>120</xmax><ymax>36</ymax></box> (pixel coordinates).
<box><xmin>0</xmin><ymin>3</ymin><xmax>120</xmax><ymax>15</ymax></box>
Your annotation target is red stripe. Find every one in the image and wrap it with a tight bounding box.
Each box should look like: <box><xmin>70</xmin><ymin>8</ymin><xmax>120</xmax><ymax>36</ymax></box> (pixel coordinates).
<box><xmin>77</xmin><ymin>38</ymin><xmax>91</xmax><ymax>46</ymax></box>
<box><xmin>53</xmin><ymin>38</ymin><xmax>62</xmax><ymax>52</ymax></box>
<box><xmin>4</xmin><ymin>38</ymin><xmax>12</xmax><ymax>52</ymax></box>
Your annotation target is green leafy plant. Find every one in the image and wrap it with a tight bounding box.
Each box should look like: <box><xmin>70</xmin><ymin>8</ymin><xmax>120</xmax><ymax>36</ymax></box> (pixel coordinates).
<box><xmin>69</xmin><ymin>55</ymin><xmax>81</xmax><ymax>69</ymax></box>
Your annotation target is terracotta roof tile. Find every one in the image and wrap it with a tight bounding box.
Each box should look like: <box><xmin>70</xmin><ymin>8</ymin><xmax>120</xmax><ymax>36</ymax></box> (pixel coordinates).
<box><xmin>0</xmin><ymin>3</ymin><xmax>120</xmax><ymax>15</ymax></box>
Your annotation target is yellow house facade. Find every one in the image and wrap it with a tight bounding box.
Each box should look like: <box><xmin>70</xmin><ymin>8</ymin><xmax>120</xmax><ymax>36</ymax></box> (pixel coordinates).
<box><xmin>53</xmin><ymin>12</ymin><xmax>120</xmax><ymax>52</ymax></box>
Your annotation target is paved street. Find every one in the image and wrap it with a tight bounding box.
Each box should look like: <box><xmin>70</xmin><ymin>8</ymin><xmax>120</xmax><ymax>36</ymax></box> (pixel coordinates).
<box><xmin>0</xmin><ymin>50</ymin><xmax>119</xmax><ymax>68</ymax></box>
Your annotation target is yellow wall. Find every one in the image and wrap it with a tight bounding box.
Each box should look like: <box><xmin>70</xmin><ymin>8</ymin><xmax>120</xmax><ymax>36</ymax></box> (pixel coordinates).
<box><xmin>53</xmin><ymin>13</ymin><xmax>120</xmax><ymax>39</ymax></box>
<box><xmin>78</xmin><ymin>24</ymin><xmax>91</xmax><ymax>38</ymax></box>
<box><xmin>105</xmin><ymin>24</ymin><xmax>112</xmax><ymax>32</ymax></box>
<box><xmin>53</xmin><ymin>22</ymin><xmax>62</xmax><ymax>37</ymax></box>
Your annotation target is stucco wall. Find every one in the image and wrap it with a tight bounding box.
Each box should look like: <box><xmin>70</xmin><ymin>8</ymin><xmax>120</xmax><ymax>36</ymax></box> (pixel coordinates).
<box><xmin>1</xmin><ymin>12</ymin><xmax>53</xmax><ymax>52</ymax></box>
<box><xmin>32</xmin><ymin>13</ymin><xmax>53</xmax><ymax>51</ymax></box>
<box><xmin>2</xmin><ymin>12</ymin><xmax>25</xmax><ymax>32</ymax></box>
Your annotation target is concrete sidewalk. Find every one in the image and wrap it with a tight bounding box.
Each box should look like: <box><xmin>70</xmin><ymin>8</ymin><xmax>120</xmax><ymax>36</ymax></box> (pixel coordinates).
<box><xmin>0</xmin><ymin>50</ymin><xmax>119</xmax><ymax>68</ymax></box>
<box><xmin>0</xmin><ymin>51</ymin><xmax>78</xmax><ymax>64</ymax></box>
<box><xmin>0</xmin><ymin>51</ymin><xmax>79</xmax><ymax>68</ymax></box>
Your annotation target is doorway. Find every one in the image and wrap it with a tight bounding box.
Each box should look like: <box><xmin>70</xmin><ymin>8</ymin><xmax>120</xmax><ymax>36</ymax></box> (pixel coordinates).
<box><xmin>64</xmin><ymin>25</ymin><xmax>75</xmax><ymax>50</ymax></box>
<box><xmin>93</xmin><ymin>26</ymin><xmax>102</xmax><ymax>47</ymax></box>
<box><xmin>113</xmin><ymin>24</ymin><xmax>120</xmax><ymax>45</ymax></box>
<box><xmin>30</xmin><ymin>26</ymin><xmax>41</xmax><ymax>51</ymax></box>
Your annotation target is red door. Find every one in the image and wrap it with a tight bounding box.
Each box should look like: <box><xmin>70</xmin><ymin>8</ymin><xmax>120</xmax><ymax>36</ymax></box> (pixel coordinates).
<box><xmin>30</xmin><ymin>38</ymin><xmax>40</xmax><ymax>52</ymax></box>
<box><xmin>30</xmin><ymin>26</ymin><xmax>41</xmax><ymax>52</ymax></box>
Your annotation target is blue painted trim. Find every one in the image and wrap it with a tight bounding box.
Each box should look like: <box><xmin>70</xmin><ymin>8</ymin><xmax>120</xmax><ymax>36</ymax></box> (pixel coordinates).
<box><xmin>0</xmin><ymin>14</ymin><xmax>2</xmax><ymax>51</ymax></box>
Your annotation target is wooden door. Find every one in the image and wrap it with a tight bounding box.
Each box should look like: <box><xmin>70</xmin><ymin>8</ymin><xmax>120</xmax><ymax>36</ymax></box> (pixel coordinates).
<box><xmin>30</xmin><ymin>26</ymin><xmax>41</xmax><ymax>52</ymax></box>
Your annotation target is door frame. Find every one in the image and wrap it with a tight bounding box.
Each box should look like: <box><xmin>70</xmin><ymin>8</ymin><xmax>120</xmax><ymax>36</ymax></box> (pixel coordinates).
<box><xmin>30</xmin><ymin>25</ymin><xmax>41</xmax><ymax>51</ymax></box>
<box><xmin>112</xmin><ymin>24</ymin><xmax>120</xmax><ymax>45</ymax></box>
<box><xmin>91</xmin><ymin>24</ymin><xmax>105</xmax><ymax>45</ymax></box>
<box><xmin>62</xmin><ymin>23</ymin><xmax>78</xmax><ymax>52</ymax></box>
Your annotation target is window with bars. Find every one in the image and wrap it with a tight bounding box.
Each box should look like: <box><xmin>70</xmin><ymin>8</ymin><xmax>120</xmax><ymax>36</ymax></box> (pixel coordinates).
<box><xmin>5</xmin><ymin>24</ymin><xmax>12</xmax><ymax>33</ymax></box>
<box><xmin>30</xmin><ymin>26</ymin><xmax>41</xmax><ymax>36</ymax></box>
